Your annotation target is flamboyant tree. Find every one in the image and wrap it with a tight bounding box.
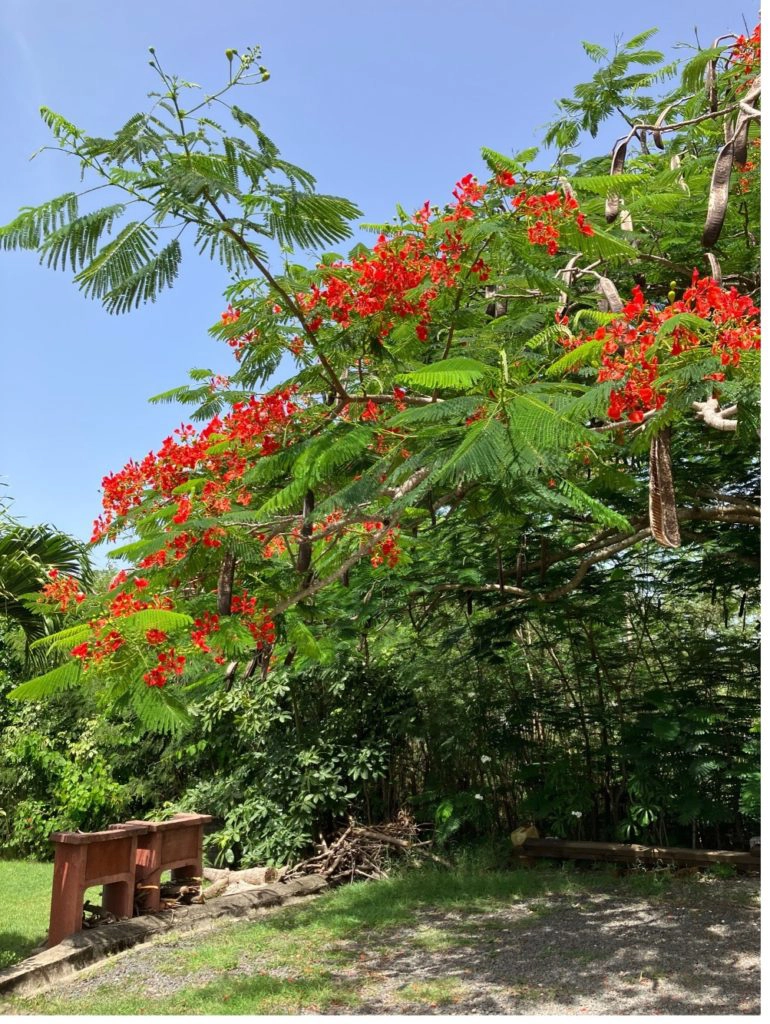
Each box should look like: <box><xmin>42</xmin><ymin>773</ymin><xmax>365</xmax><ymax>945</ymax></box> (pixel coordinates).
<box><xmin>2</xmin><ymin>28</ymin><xmax>759</xmax><ymax>732</ymax></box>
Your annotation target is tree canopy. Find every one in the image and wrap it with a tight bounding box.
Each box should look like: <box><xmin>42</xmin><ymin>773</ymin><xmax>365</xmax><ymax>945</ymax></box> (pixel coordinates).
<box><xmin>0</xmin><ymin>25</ymin><xmax>759</xmax><ymax>860</ymax></box>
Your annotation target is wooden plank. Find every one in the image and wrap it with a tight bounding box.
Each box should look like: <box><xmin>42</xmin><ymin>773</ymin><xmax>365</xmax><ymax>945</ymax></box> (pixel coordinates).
<box><xmin>516</xmin><ymin>838</ymin><xmax>759</xmax><ymax>870</ymax></box>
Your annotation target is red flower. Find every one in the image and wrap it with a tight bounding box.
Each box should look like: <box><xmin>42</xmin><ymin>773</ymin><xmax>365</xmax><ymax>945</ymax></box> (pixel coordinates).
<box><xmin>361</xmin><ymin>400</ymin><xmax>380</xmax><ymax>422</ymax></box>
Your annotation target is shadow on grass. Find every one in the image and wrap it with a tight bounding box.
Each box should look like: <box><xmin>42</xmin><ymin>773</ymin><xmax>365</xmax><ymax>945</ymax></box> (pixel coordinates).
<box><xmin>258</xmin><ymin>863</ymin><xmax>624</xmax><ymax>938</ymax></box>
<box><xmin>0</xmin><ymin>931</ymin><xmax>43</xmax><ymax>970</ymax></box>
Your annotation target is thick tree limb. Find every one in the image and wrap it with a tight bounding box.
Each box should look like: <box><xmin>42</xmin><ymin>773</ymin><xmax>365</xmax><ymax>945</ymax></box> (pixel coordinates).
<box><xmin>692</xmin><ymin>397</ymin><xmax>738</xmax><ymax>432</ymax></box>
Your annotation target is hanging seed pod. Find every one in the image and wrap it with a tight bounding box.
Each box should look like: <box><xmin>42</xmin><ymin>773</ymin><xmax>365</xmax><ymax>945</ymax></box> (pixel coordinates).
<box><xmin>605</xmin><ymin>130</ymin><xmax>634</xmax><ymax>223</ymax></box>
<box><xmin>556</xmin><ymin>253</ymin><xmax>581</xmax><ymax>317</ymax></box>
<box><xmin>669</xmin><ymin>153</ymin><xmax>688</xmax><ymax>194</ymax></box>
<box><xmin>296</xmin><ymin>489</ymin><xmax>314</xmax><ymax>575</ymax></box>
<box><xmin>649</xmin><ymin>427</ymin><xmax>680</xmax><ymax>548</ymax></box>
<box><xmin>704</xmin><ymin>34</ymin><xmax>741</xmax><ymax>115</ymax></box>
<box><xmin>704</xmin><ymin>58</ymin><xmax>718</xmax><ymax>113</ymax></box>
<box><xmin>702</xmin><ymin>133</ymin><xmax>736</xmax><ymax>247</ymax></box>
<box><xmin>652</xmin><ymin>101</ymin><xmax>678</xmax><ymax>150</ymax></box>
<box><xmin>619</xmin><ymin>209</ymin><xmax>634</xmax><ymax>232</ymax></box>
<box><xmin>705</xmin><ymin>252</ymin><xmax>722</xmax><ymax>285</ymax></box>
<box><xmin>597</xmin><ymin>275</ymin><xmax>623</xmax><ymax>313</ymax></box>
<box><xmin>733</xmin><ymin>76</ymin><xmax>761</xmax><ymax>165</ymax></box>
<box><xmin>217</xmin><ymin>551</ymin><xmax>236</xmax><ymax>616</ymax></box>
<box><xmin>638</xmin><ymin>130</ymin><xmax>649</xmax><ymax>155</ymax></box>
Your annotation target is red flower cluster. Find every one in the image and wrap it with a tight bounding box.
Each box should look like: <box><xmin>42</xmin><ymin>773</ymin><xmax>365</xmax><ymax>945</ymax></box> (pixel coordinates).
<box><xmin>572</xmin><ymin>272</ymin><xmax>760</xmax><ymax>423</ymax></box>
<box><xmin>295</xmin><ymin>175</ymin><xmax>491</xmax><ymax>344</ymax></box>
<box><xmin>730</xmin><ymin>23</ymin><xmax>761</xmax><ymax>79</ymax></box>
<box><xmin>38</xmin><ymin>570</ymin><xmax>85</xmax><ymax>612</ymax></box>
<box><xmin>445</xmin><ymin>173</ymin><xmax>487</xmax><ymax>222</ymax></box>
<box><xmin>465</xmin><ymin>406</ymin><xmax>487</xmax><ymax>426</ymax></box>
<box><xmin>361</xmin><ymin>399</ymin><xmax>381</xmax><ymax>422</ymax></box>
<box><xmin>71</xmin><ymin>629</ymin><xmax>124</xmax><ymax>669</ymax></box>
<box><xmin>144</xmin><ymin>648</ymin><xmax>186</xmax><ymax>688</ymax></box>
<box><xmin>191</xmin><ymin>612</ymin><xmax>220</xmax><ymax>654</ymax></box>
<box><xmin>92</xmin><ymin>388</ymin><xmax>299</xmax><ymax>542</ymax></box>
<box><xmin>371</xmin><ymin>528</ymin><xmax>401</xmax><ymax>569</ymax></box>
<box><xmin>496</xmin><ymin>171</ymin><xmax>517</xmax><ymax>188</ymax></box>
<box><xmin>513</xmin><ymin>190</ymin><xmax>594</xmax><ymax>256</ymax></box>
<box><xmin>231</xmin><ymin>591</ymin><xmax>276</xmax><ymax>649</ymax></box>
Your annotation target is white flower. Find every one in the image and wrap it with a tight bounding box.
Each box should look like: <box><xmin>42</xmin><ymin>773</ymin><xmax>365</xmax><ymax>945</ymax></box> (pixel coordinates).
<box><xmin>474</xmin><ymin>793</ymin><xmax>484</xmax><ymax>801</ymax></box>
<box><xmin>571</xmin><ymin>810</ymin><xmax>583</xmax><ymax>818</ymax></box>
<box><xmin>480</xmin><ymin>755</ymin><xmax>491</xmax><ymax>764</ymax></box>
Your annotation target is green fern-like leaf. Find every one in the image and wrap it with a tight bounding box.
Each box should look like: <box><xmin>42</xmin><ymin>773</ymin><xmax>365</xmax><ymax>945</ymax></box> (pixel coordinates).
<box><xmin>389</xmin><ymin>396</ymin><xmax>481</xmax><ymax>427</ymax></box>
<box><xmin>0</xmin><ymin>193</ymin><xmax>78</xmax><ymax>251</ymax></box>
<box><xmin>117</xmin><ymin>609</ymin><xmax>194</xmax><ymax>636</ymax></box>
<box><xmin>29</xmin><ymin>623</ymin><xmax>91</xmax><ymax>654</ymax></box>
<box><xmin>557</xmin><ymin>479</ymin><xmax>632</xmax><ymax>531</ymax></box>
<box><xmin>39</xmin><ymin>106</ymin><xmax>81</xmax><ymax>142</ymax></box>
<box><xmin>397</xmin><ymin>357</ymin><xmax>490</xmax><ymax>391</ymax></box>
<box><xmin>8</xmin><ymin>661</ymin><xmax>82</xmax><ymax>701</ymax></box>
<box><xmin>547</xmin><ymin>339</ymin><xmax>604</xmax><ymax>377</ymax></box>
<box><xmin>433</xmin><ymin>419</ymin><xmax>512</xmax><ymax>485</ymax></box>
<box><xmin>39</xmin><ymin>204</ymin><xmax>127</xmax><ymax>271</ymax></box>
<box><xmin>102</xmin><ymin>239</ymin><xmax>182</xmax><ymax>313</ymax></box>
<box><xmin>130</xmin><ymin>684</ymin><xmax>193</xmax><ymax>735</ymax></box>
<box><xmin>262</xmin><ymin>190</ymin><xmax>361</xmax><ymax>249</ymax></box>
<box><xmin>75</xmin><ymin>221</ymin><xmax>158</xmax><ymax>299</ymax></box>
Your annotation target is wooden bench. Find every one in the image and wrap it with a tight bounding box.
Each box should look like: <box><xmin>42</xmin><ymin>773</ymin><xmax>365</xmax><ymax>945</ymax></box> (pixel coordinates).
<box><xmin>112</xmin><ymin>813</ymin><xmax>212</xmax><ymax>912</ymax></box>
<box><xmin>47</xmin><ymin>824</ymin><xmax>149</xmax><ymax>947</ymax></box>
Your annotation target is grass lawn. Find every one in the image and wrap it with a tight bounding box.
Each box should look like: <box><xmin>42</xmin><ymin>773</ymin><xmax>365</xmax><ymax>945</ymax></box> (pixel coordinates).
<box><xmin>3</xmin><ymin>862</ymin><xmax>736</xmax><ymax>1015</ymax></box>
<box><xmin>0</xmin><ymin>860</ymin><xmax>53</xmax><ymax>969</ymax></box>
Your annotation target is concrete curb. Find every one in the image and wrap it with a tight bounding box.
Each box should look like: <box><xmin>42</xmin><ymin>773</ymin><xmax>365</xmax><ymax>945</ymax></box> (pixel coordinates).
<box><xmin>0</xmin><ymin>875</ymin><xmax>328</xmax><ymax>998</ymax></box>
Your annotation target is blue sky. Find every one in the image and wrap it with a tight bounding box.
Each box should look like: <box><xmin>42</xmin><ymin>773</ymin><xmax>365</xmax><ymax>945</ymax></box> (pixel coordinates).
<box><xmin>0</xmin><ymin>0</ymin><xmax>752</xmax><ymax>555</ymax></box>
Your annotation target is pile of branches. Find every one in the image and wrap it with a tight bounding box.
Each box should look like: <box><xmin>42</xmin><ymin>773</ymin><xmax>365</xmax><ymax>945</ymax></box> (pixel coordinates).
<box><xmin>284</xmin><ymin>815</ymin><xmax>448</xmax><ymax>886</ymax></box>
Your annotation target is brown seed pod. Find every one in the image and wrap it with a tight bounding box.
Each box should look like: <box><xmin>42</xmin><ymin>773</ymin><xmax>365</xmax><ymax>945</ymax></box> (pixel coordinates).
<box><xmin>704</xmin><ymin>34</ymin><xmax>735</xmax><ymax>114</ymax></box>
<box><xmin>704</xmin><ymin>58</ymin><xmax>718</xmax><ymax>113</ymax></box>
<box><xmin>605</xmin><ymin>131</ymin><xmax>634</xmax><ymax>223</ymax></box>
<box><xmin>702</xmin><ymin>134</ymin><xmax>736</xmax><ymax>248</ymax></box>
<box><xmin>733</xmin><ymin>76</ymin><xmax>761</xmax><ymax>165</ymax></box>
<box><xmin>652</xmin><ymin>101</ymin><xmax>678</xmax><ymax>150</ymax></box>
<box><xmin>649</xmin><ymin>427</ymin><xmax>680</xmax><ymax>548</ymax></box>
<box><xmin>296</xmin><ymin>489</ymin><xmax>315</xmax><ymax>575</ymax></box>
<box><xmin>556</xmin><ymin>253</ymin><xmax>581</xmax><ymax>316</ymax></box>
<box><xmin>597</xmin><ymin>276</ymin><xmax>623</xmax><ymax>313</ymax></box>
<box><xmin>705</xmin><ymin>252</ymin><xmax>722</xmax><ymax>285</ymax></box>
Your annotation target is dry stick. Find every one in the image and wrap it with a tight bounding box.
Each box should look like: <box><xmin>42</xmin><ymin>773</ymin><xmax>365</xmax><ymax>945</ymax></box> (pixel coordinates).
<box><xmin>355</xmin><ymin>828</ymin><xmax>452</xmax><ymax>867</ymax></box>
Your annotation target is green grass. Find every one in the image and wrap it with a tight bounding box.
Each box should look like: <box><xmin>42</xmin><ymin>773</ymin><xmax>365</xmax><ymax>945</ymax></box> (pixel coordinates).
<box><xmin>0</xmin><ymin>860</ymin><xmax>109</xmax><ymax>971</ymax></box>
<box><xmin>4</xmin><ymin>862</ymin><xmax>749</xmax><ymax>1014</ymax></box>
<box><xmin>0</xmin><ymin>860</ymin><xmax>54</xmax><ymax>969</ymax></box>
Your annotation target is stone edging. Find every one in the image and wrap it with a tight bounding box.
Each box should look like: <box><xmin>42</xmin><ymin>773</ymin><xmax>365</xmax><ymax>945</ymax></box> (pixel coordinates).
<box><xmin>0</xmin><ymin>875</ymin><xmax>328</xmax><ymax>998</ymax></box>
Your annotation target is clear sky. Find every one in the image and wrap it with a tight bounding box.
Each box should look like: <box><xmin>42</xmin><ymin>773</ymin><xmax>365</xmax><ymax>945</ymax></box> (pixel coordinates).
<box><xmin>0</xmin><ymin>0</ymin><xmax>753</xmax><ymax>555</ymax></box>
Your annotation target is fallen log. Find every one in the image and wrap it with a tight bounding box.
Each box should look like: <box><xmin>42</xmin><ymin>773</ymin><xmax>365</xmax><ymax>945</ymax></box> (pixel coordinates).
<box><xmin>514</xmin><ymin>838</ymin><xmax>760</xmax><ymax>871</ymax></box>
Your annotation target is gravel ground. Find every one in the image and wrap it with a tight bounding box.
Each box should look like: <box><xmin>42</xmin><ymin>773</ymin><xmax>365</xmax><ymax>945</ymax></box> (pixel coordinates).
<box><xmin>342</xmin><ymin>884</ymin><xmax>760</xmax><ymax>1015</ymax></box>
<box><xmin>13</xmin><ymin>876</ymin><xmax>760</xmax><ymax>1015</ymax></box>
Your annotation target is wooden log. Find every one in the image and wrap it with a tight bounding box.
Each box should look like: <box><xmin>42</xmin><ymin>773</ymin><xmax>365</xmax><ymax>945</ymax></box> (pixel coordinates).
<box><xmin>514</xmin><ymin>838</ymin><xmax>759</xmax><ymax>870</ymax></box>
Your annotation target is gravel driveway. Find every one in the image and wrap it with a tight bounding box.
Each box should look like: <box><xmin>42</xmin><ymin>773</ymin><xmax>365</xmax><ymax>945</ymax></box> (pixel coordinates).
<box><xmin>340</xmin><ymin>883</ymin><xmax>760</xmax><ymax>1014</ymax></box>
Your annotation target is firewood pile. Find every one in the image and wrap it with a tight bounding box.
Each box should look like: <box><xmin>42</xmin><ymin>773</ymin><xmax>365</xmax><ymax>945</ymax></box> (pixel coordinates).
<box><xmin>82</xmin><ymin>900</ymin><xmax>120</xmax><ymax>929</ymax></box>
<box><xmin>284</xmin><ymin>814</ymin><xmax>448</xmax><ymax>886</ymax></box>
<box><xmin>132</xmin><ymin>876</ymin><xmax>204</xmax><ymax>915</ymax></box>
